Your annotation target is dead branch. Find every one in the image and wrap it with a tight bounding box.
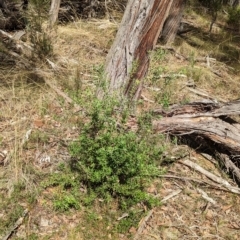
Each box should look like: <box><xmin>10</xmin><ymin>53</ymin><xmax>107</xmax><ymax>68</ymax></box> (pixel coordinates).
<box><xmin>159</xmin><ymin>174</ymin><xmax>232</xmax><ymax>192</ymax></box>
<box><xmin>2</xmin><ymin>209</ymin><xmax>28</xmax><ymax>240</ymax></box>
<box><xmin>196</xmin><ymin>188</ymin><xmax>216</xmax><ymax>204</ymax></box>
<box><xmin>161</xmin><ymin>189</ymin><xmax>182</xmax><ymax>203</ymax></box>
<box><xmin>186</xmin><ymin>87</ymin><xmax>227</xmax><ymax>103</ymax></box>
<box><xmin>179</xmin><ymin>159</ymin><xmax>240</xmax><ymax>194</ymax></box>
<box><xmin>154</xmin><ymin>100</ymin><xmax>240</xmax><ymax>118</ymax></box>
<box><xmin>34</xmin><ymin>69</ymin><xmax>82</xmax><ymax>113</ymax></box>
<box><xmin>133</xmin><ymin>189</ymin><xmax>182</xmax><ymax>239</ymax></box>
<box><xmin>0</xmin><ymin>29</ymin><xmax>33</xmax><ymax>54</ymax></box>
<box><xmin>134</xmin><ymin>209</ymin><xmax>154</xmax><ymax>240</ymax></box>
<box><xmin>216</xmin><ymin>153</ymin><xmax>240</xmax><ymax>183</ymax></box>
<box><xmin>200</xmin><ymin>153</ymin><xmax>217</xmax><ymax>164</ymax></box>
<box><xmin>140</xmin><ymin>94</ymin><xmax>155</xmax><ymax>103</ymax></box>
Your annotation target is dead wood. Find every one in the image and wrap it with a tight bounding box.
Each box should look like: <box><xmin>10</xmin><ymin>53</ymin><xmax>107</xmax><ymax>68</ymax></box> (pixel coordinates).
<box><xmin>179</xmin><ymin>159</ymin><xmax>240</xmax><ymax>194</ymax></box>
<box><xmin>196</xmin><ymin>188</ymin><xmax>216</xmax><ymax>204</ymax></box>
<box><xmin>0</xmin><ymin>1</ymin><xmax>27</xmax><ymax>30</ymax></box>
<box><xmin>153</xmin><ymin>100</ymin><xmax>240</xmax><ymax>184</ymax></box>
<box><xmin>134</xmin><ymin>189</ymin><xmax>182</xmax><ymax>239</ymax></box>
<box><xmin>134</xmin><ymin>209</ymin><xmax>154</xmax><ymax>240</ymax></box>
<box><xmin>2</xmin><ymin>209</ymin><xmax>28</xmax><ymax>240</ymax></box>
<box><xmin>186</xmin><ymin>87</ymin><xmax>227</xmax><ymax>103</ymax></box>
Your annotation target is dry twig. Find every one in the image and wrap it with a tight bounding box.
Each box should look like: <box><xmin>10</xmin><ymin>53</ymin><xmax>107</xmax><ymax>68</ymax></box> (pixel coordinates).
<box><xmin>159</xmin><ymin>174</ymin><xmax>231</xmax><ymax>192</ymax></box>
<box><xmin>133</xmin><ymin>189</ymin><xmax>182</xmax><ymax>239</ymax></box>
<box><xmin>161</xmin><ymin>189</ymin><xmax>182</xmax><ymax>203</ymax></box>
<box><xmin>197</xmin><ymin>188</ymin><xmax>216</xmax><ymax>204</ymax></box>
<box><xmin>2</xmin><ymin>209</ymin><xmax>28</xmax><ymax>240</ymax></box>
<box><xmin>179</xmin><ymin>159</ymin><xmax>240</xmax><ymax>194</ymax></box>
<box><xmin>134</xmin><ymin>210</ymin><xmax>154</xmax><ymax>240</ymax></box>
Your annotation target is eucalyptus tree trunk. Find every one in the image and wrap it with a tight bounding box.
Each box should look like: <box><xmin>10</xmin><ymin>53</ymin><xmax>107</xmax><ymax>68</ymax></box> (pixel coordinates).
<box><xmin>161</xmin><ymin>0</ymin><xmax>186</xmax><ymax>45</ymax></box>
<box><xmin>105</xmin><ymin>0</ymin><xmax>184</xmax><ymax>100</ymax></box>
<box><xmin>49</xmin><ymin>0</ymin><xmax>61</xmax><ymax>28</ymax></box>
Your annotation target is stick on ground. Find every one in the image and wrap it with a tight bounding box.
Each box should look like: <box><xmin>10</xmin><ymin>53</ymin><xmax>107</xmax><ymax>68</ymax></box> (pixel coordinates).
<box><xmin>2</xmin><ymin>209</ymin><xmax>28</xmax><ymax>240</ymax></box>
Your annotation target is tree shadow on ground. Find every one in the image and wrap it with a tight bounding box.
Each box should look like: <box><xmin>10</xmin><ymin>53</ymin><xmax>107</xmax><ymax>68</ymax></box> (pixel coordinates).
<box><xmin>174</xmin><ymin>22</ymin><xmax>240</xmax><ymax>72</ymax></box>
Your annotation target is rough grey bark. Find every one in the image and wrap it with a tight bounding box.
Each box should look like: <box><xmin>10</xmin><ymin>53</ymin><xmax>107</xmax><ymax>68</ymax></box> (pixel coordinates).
<box><xmin>49</xmin><ymin>0</ymin><xmax>61</xmax><ymax>28</ymax></box>
<box><xmin>161</xmin><ymin>0</ymin><xmax>186</xmax><ymax>45</ymax></box>
<box><xmin>105</xmin><ymin>0</ymin><xmax>174</xmax><ymax>100</ymax></box>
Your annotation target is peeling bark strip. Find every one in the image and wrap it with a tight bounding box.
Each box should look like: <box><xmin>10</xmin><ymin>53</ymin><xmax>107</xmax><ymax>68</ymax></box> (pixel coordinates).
<box><xmin>105</xmin><ymin>0</ymin><xmax>174</xmax><ymax>99</ymax></box>
<box><xmin>153</xmin><ymin>100</ymin><xmax>240</xmax><ymax>184</ymax></box>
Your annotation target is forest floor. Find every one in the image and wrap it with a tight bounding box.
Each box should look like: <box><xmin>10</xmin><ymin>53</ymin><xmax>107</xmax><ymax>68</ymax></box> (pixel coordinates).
<box><xmin>1</xmin><ymin>4</ymin><xmax>240</xmax><ymax>240</ymax></box>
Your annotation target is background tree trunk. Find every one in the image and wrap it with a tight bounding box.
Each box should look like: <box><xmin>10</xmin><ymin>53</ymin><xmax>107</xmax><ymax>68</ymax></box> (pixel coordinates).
<box><xmin>49</xmin><ymin>0</ymin><xmax>61</xmax><ymax>28</ymax></box>
<box><xmin>105</xmin><ymin>0</ymin><xmax>175</xmax><ymax>100</ymax></box>
<box><xmin>161</xmin><ymin>0</ymin><xmax>186</xmax><ymax>45</ymax></box>
<box><xmin>229</xmin><ymin>0</ymin><xmax>240</xmax><ymax>6</ymax></box>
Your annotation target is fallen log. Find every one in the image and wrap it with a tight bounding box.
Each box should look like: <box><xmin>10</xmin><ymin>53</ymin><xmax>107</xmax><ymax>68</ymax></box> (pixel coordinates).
<box><xmin>153</xmin><ymin>100</ymin><xmax>240</xmax><ymax>184</ymax></box>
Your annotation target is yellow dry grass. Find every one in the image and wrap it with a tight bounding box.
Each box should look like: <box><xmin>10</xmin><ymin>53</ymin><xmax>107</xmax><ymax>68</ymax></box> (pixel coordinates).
<box><xmin>0</xmin><ymin>18</ymin><xmax>119</xmax><ymax>238</ymax></box>
<box><xmin>1</xmin><ymin>6</ymin><xmax>240</xmax><ymax>239</ymax></box>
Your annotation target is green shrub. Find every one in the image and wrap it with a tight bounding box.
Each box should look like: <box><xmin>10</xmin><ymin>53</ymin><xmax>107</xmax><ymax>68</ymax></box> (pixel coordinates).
<box><xmin>70</xmin><ymin>99</ymin><xmax>162</xmax><ymax>209</ymax></box>
<box><xmin>53</xmin><ymin>194</ymin><xmax>80</xmax><ymax>212</ymax></box>
<box><xmin>41</xmin><ymin>164</ymin><xmax>80</xmax><ymax>212</ymax></box>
